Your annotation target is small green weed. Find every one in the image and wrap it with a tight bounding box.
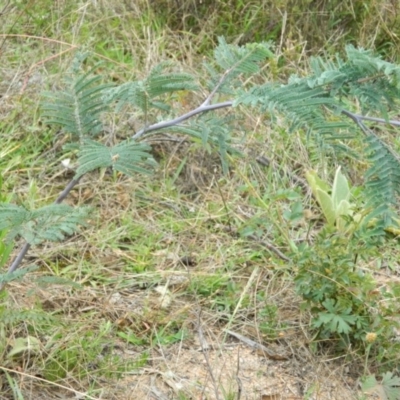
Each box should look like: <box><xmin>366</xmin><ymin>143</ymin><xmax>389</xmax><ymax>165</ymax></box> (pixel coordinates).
<box><xmin>295</xmin><ymin>226</ymin><xmax>400</xmax><ymax>360</ymax></box>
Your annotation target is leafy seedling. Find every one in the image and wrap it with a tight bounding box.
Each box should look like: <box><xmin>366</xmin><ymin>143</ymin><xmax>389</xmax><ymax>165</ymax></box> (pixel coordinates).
<box><xmin>306</xmin><ymin>166</ymin><xmax>352</xmax><ymax>231</ymax></box>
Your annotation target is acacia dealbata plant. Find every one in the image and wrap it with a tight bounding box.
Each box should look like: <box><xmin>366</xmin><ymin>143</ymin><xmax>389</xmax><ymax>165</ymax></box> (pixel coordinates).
<box><xmin>1</xmin><ymin>37</ymin><xmax>400</xmax><ymax>290</ymax></box>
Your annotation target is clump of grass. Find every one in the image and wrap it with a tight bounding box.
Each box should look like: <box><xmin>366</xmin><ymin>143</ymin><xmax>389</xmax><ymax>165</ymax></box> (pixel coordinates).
<box><xmin>148</xmin><ymin>0</ymin><xmax>400</xmax><ymax>59</ymax></box>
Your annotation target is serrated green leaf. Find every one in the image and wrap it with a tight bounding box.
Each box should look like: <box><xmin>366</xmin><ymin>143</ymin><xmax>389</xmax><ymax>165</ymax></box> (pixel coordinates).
<box><xmin>362</xmin><ymin>373</ymin><xmax>400</xmax><ymax>400</ymax></box>
<box><xmin>361</xmin><ymin>374</ymin><xmax>379</xmax><ymax>394</ymax></box>
<box><xmin>382</xmin><ymin>372</ymin><xmax>400</xmax><ymax>400</ymax></box>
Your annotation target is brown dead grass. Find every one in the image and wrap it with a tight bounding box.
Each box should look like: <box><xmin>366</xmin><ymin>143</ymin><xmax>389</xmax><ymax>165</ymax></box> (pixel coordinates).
<box><xmin>4</xmin><ymin>273</ymin><xmax>368</xmax><ymax>400</ymax></box>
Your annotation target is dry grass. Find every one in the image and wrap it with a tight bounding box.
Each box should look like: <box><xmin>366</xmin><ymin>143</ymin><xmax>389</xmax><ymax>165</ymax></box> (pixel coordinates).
<box><xmin>0</xmin><ymin>1</ymin><xmax>397</xmax><ymax>399</ymax></box>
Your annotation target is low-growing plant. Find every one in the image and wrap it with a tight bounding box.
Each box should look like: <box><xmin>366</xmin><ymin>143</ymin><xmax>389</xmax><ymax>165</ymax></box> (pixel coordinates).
<box><xmin>306</xmin><ymin>166</ymin><xmax>353</xmax><ymax>232</ymax></box>
<box><xmin>295</xmin><ymin>229</ymin><xmax>375</xmax><ymax>342</ymax></box>
<box><xmin>294</xmin><ymin>220</ymin><xmax>400</xmax><ymax>368</ymax></box>
<box><xmin>3</xmin><ymin>37</ymin><xmax>400</xmax><ymax>391</ymax></box>
<box><xmin>298</xmin><ymin>162</ymin><xmax>400</xmax><ymax>368</ymax></box>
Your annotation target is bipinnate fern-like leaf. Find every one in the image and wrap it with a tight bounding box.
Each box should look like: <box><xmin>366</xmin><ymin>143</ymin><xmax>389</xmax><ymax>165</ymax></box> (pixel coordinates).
<box><xmin>204</xmin><ymin>37</ymin><xmax>273</xmax><ymax>95</ymax></box>
<box><xmin>213</xmin><ymin>36</ymin><xmax>273</xmax><ymax>76</ymax></box>
<box><xmin>364</xmin><ymin>135</ymin><xmax>400</xmax><ymax>212</ymax></box>
<box><xmin>0</xmin><ymin>265</ymin><xmax>38</xmax><ymax>285</ymax></box>
<box><xmin>106</xmin><ymin>61</ymin><xmax>199</xmax><ymax>115</ymax></box>
<box><xmin>147</xmin><ymin>62</ymin><xmax>199</xmax><ymax>97</ymax></box>
<box><xmin>239</xmin><ymin>45</ymin><xmax>400</xmax><ymax>138</ymax></box>
<box><xmin>41</xmin><ymin>67</ymin><xmax>110</xmax><ymax>138</ymax></box>
<box><xmin>307</xmin><ymin>46</ymin><xmax>400</xmax><ymax>116</ymax></box>
<box><xmin>1</xmin><ymin>308</ymin><xmax>53</xmax><ymax>324</ymax></box>
<box><xmin>75</xmin><ymin>138</ymin><xmax>156</xmax><ymax>178</ymax></box>
<box><xmin>172</xmin><ymin>116</ymin><xmax>241</xmax><ymax>175</ymax></box>
<box><xmin>0</xmin><ymin>203</ymin><xmax>90</xmax><ymax>245</ymax></box>
<box><xmin>238</xmin><ymin>81</ymin><xmax>349</xmax><ymax>136</ymax></box>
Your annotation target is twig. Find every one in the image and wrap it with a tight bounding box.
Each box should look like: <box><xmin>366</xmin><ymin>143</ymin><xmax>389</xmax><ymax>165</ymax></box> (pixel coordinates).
<box><xmin>247</xmin><ymin>234</ymin><xmax>291</xmax><ymax>262</ymax></box>
<box><xmin>54</xmin><ymin>178</ymin><xmax>81</xmax><ymax>204</ymax></box>
<box><xmin>341</xmin><ymin>109</ymin><xmax>400</xmax><ymax>128</ymax></box>
<box><xmin>201</xmin><ymin>42</ymin><xmax>263</xmax><ymax>107</ymax></box>
<box><xmin>224</xmin><ymin>329</ymin><xmax>289</xmax><ymax>360</ymax></box>
<box><xmin>342</xmin><ymin>109</ymin><xmax>400</xmax><ymax>162</ymax></box>
<box><xmin>133</xmin><ymin>101</ymin><xmax>400</xmax><ymax>141</ymax></box>
<box><xmin>201</xmin><ymin>69</ymin><xmax>231</xmax><ymax>107</ymax></box>
<box><xmin>0</xmin><ymin>242</ymin><xmax>31</xmax><ymax>288</ymax></box>
<box><xmin>132</xmin><ymin>101</ymin><xmax>233</xmax><ymax>140</ymax></box>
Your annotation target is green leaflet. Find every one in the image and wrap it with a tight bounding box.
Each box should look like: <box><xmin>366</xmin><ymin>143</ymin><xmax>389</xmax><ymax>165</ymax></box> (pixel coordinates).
<box><xmin>0</xmin><ymin>203</ymin><xmax>90</xmax><ymax>245</ymax></box>
<box><xmin>75</xmin><ymin>139</ymin><xmax>156</xmax><ymax>178</ymax></box>
<box><xmin>106</xmin><ymin>61</ymin><xmax>199</xmax><ymax>114</ymax></box>
<box><xmin>41</xmin><ymin>66</ymin><xmax>111</xmax><ymax>138</ymax></box>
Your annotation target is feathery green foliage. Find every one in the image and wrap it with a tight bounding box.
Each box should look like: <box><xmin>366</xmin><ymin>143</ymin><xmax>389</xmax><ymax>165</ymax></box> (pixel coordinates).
<box><xmin>205</xmin><ymin>38</ymin><xmax>274</xmax><ymax>95</ymax></box>
<box><xmin>75</xmin><ymin>138</ymin><xmax>156</xmax><ymax>178</ymax></box>
<box><xmin>172</xmin><ymin>116</ymin><xmax>242</xmax><ymax>175</ymax></box>
<box><xmin>0</xmin><ymin>266</ymin><xmax>38</xmax><ymax>285</ymax></box>
<box><xmin>0</xmin><ymin>203</ymin><xmax>90</xmax><ymax>245</ymax></box>
<box><xmin>41</xmin><ymin>65</ymin><xmax>111</xmax><ymax>138</ymax></box>
<box><xmin>1</xmin><ymin>307</ymin><xmax>53</xmax><ymax>325</ymax></box>
<box><xmin>307</xmin><ymin>46</ymin><xmax>400</xmax><ymax>116</ymax></box>
<box><xmin>213</xmin><ymin>38</ymin><xmax>273</xmax><ymax>74</ymax></box>
<box><xmin>106</xmin><ymin>61</ymin><xmax>199</xmax><ymax>116</ymax></box>
<box><xmin>236</xmin><ymin>45</ymin><xmax>400</xmax><ymax>223</ymax></box>
<box><xmin>364</xmin><ymin>135</ymin><xmax>400</xmax><ymax>210</ymax></box>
